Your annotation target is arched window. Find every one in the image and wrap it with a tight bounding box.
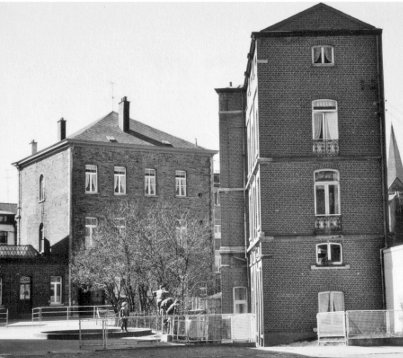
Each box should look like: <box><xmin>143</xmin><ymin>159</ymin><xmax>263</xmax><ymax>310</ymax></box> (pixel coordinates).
<box><xmin>39</xmin><ymin>223</ymin><xmax>44</xmax><ymax>253</ymax></box>
<box><xmin>314</xmin><ymin>170</ymin><xmax>340</xmax><ymax>216</ymax></box>
<box><xmin>39</xmin><ymin>175</ymin><xmax>45</xmax><ymax>201</ymax></box>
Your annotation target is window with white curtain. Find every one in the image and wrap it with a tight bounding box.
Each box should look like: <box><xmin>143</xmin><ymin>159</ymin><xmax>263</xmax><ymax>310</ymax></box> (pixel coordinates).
<box><xmin>314</xmin><ymin>170</ymin><xmax>340</xmax><ymax>216</ymax></box>
<box><xmin>85</xmin><ymin>165</ymin><xmax>98</xmax><ymax>193</ymax></box>
<box><xmin>145</xmin><ymin>169</ymin><xmax>156</xmax><ymax>196</ymax></box>
<box><xmin>114</xmin><ymin>166</ymin><xmax>126</xmax><ymax>195</ymax></box>
<box><xmin>318</xmin><ymin>291</ymin><xmax>344</xmax><ymax>312</ymax></box>
<box><xmin>312</xmin><ymin>46</ymin><xmax>334</xmax><ymax>65</ymax></box>
<box><xmin>85</xmin><ymin>217</ymin><xmax>97</xmax><ymax>247</ymax></box>
<box><xmin>175</xmin><ymin>170</ymin><xmax>187</xmax><ymax>197</ymax></box>
<box><xmin>312</xmin><ymin>100</ymin><xmax>338</xmax><ymax>141</ymax></box>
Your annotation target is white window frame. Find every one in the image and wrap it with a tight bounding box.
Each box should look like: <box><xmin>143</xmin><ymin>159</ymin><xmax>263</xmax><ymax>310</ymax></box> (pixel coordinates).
<box><xmin>233</xmin><ymin>286</ymin><xmax>247</xmax><ymax>314</ymax></box>
<box><xmin>314</xmin><ymin>170</ymin><xmax>341</xmax><ymax>216</ymax></box>
<box><xmin>312</xmin><ymin>100</ymin><xmax>338</xmax><ymax>141</ymax></box>
<box><xmin>85</xmin><ymin>165</ymin><xmax>98</xmax><ymax>194</ymax></box>
<box><xmin>85</xmin><ymin>217</ymin><xmax>97</xmax><ymax>247</ymax></box>
<box><xmin>145</xmin><ymin>168</ymin><xmax>156</xmax><ymax>196</ymax></box>
<box><xmin>175</xmin><ymin>170</ymin><xmax>187</xmax><ymax>197</ymax></box>
<box><xmin>214</xmin><ymin>253</ymin><xmax>221</xmax><ymax>273</ymax></box>
<box><xmin>214</xmin><ymin>222</ymin><xmax>221</xmax><ymax>239</ymax></box>
<box><xmin>39</xmin><ymin>175</ymin><xmax>45</xmax><ymax>202</ymax></box>
<box><xmin>312</xmin><ymin>45</ymin><xmax>334</xmax><ymax>65</ymax></box>
<box><xmin>114</xmin><ymin>166</ymin><xmax>126</xmax><ymax>195</ymax></box>
<box><xmin>50</xmin><ymin>276</ymin><xmax>62</xmax><ymax>305</ymax></box>
<box><xmin>316</xmin><ymin>242</ymin><xmax>342</xmax><ymax>265</ymax></box>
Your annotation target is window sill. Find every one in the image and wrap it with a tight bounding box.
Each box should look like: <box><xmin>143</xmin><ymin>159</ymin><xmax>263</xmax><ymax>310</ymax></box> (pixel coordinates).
<box><xmin>175</xmin><ymin>195</ymin><xmax>187</xmax><ymax>198</ymax></box>
<box><xmin>38</xmin><ymin>199</ymin><xmax>45</xmax><ymax>203</ymax></box>
<box><xmin>145</xmin><ymin>194</ymin><xmax>158</xmax><ymax>197</ymax></box>
<box><xmin>85</xmin><ymin>192</ymin><xmax>98</xmax><ymax>195</ymax></box>
<box><xmin>114</xmin><ymin>193</ymin><xmax>127</xmax><ymax>196</ymax></box>
<box><xmin>312</xmin><ymin>63</ymin><xmax>335</xmax><ymax>67</ymax></box>
<box><xmin>311</xmin><ymin>264</ymin><xmax>350</xmax><ymax>270</ymax></box>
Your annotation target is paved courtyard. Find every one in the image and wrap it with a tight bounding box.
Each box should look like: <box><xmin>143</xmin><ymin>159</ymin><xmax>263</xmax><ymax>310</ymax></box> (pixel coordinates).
<box><xmin>2</xmin><ymin>320</ymin><xmax>403</xmax><ymax>358</ymax></box>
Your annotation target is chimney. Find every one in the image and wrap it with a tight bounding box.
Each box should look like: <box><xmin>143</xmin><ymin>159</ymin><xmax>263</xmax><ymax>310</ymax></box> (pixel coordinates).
<box><xmin>30</xmin><ymin>140</ymin><xmax>37</xmax><ymax>155</ymax></box>
<box><xmin>119</xmin><ymin>96</ymin><xmax>130</xmax><ymax>133</ymax></box>
<box><xmin>58</xmin><ymin>117</ymin><xmax>66</xmax><ymax>141</ymax></box>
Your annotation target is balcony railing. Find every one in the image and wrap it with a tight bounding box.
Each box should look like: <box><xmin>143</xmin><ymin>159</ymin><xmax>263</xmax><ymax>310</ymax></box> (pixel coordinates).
<box><xmin>315</xmin><ymin>215</ymin><xmax>342</xmax><ymax>234</ymax></box>
<box><xmin>313</xmin><ymin>140</ymin><xmax>339</xmax><ymax>155</ymax></box>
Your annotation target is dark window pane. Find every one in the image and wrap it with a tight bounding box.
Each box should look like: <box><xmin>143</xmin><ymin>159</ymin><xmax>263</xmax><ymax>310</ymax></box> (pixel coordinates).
<box><xmin>316</xmin><ymin>185</ymin><xmax>326</xmax><ymax>214</ymax></box>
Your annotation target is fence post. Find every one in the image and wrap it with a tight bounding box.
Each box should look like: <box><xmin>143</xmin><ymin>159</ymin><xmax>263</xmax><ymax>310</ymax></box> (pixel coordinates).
<box><xmin>6</xmin><ymin>309</ymin><xmax>8</xmax><ymax>327</ymax></box>
<box><xmin>386</xmin><ymin>310</ymin><xmax>391</xmax><ymax>337</ymax></box>
<box><xmin>67</xmin><ymin>306</ymin><xmax>69</xmax><ymax>320</ymax></box>
<box><xmin>345</xmin><ymin>311</ymin><xmax>349</xmax><ymax>344</ymax></box>
<box><xmin>79</xmin><ymin>319</ymin><xmax>82</xmax><ymax>350</ymax></box>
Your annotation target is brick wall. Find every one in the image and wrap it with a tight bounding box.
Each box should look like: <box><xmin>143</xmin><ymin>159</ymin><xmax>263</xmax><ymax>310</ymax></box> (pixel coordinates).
<box><xmin>70</xmin><ymin>144</ymin><xmax>213</xmax><ymax>249</ymax></box>
<box><xmin>0</xmin><ymin>258</ymin><xmax>67</xmax><ymax>318</ymax></box>
<box><xmin>260</xmin><ymin>234</ymin><xmax>384</xmax><ymax>343</ymax></box>
<box><xmin>19</xmin><ymin>148</ymin><xmax>71</xmax><ymax>254</ymax></box>
<box><xmin>259</xmin><ymin>159</ymin><xmax>384</xmax><ymax>235</ymax></box>
<box><xmin>256</xmin><ymin>35</ymin><xmax>381</xmax><ymax>158</ymax></box>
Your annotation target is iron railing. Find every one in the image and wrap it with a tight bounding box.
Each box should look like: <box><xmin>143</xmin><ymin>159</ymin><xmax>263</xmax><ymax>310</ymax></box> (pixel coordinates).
<box><xmin>32</xmin><ymin>305</ymin><xmax>114</xmax><ymax>321</ymax></box>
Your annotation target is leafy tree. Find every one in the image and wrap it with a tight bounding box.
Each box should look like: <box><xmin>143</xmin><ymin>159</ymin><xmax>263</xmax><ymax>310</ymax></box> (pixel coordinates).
<box><xmin>70</xmin><ymin>200</ymin><xmax>214</xmax><ymax>314</ymax></box>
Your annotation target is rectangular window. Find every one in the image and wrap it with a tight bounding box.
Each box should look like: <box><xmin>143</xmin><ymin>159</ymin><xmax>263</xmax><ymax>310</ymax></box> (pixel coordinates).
<box><xmin>85</xmin><ymin>217</ymin><xmax>97</xmax><ymax>248</ymax></box>
<box><xmin>318</xmin><ymin>291</ymin><xmax>344</xmax><ymax>312</ymax></box>
<box><xmin>214</xmin><ymin>223</ymin><xmax>221</xmax><ymax>238</ymax></box>
<box><xmin>316</xmin><ymin>243</ymin><xmax>342</xmax><ymax>265</ymax></box>
<box><xmin>175</xmin><ymin>170</ymin><xmax>187</xmax><ymax>197</ymax></box>
<box><xmin>0</xmin><ymin>231</ymin><xmax>7</xmax><ymax>245</ymax></box>
<box><xmin>312</xmin><ymin>46</ymin><xmax>334</xmax><ymax>65</ymax></box>
<box><xmin>85</xmin><ymin>165</ymin><xmax>98</xmax><ymax>193</ymax></box>
<box><xmin>314</xmin><ymin>170</ymin><xmax>340</xmax><ymax>216</ymax></box>
<box><xmin>215</xmin><ymin>253</ymin><xmax>221</xmax><ymax>272</ymax></box>
<box><xmin>214</xmin><ymin>191</ymin><xmax>220</xmax><ymax>206</ymax></box>
<box><xmin>175</xmin><ymin>224</ymin><xmax>187</xmax><ymax>248</ymax></box>
<box><xmin>114</xmin><ymin>166</ymin><xmax>126</xmax><ymax>195</ymax></box>
<box><xmin>50</xmin><ymin>276</ymin><xmax>62</xmax><ymax>305</ymax></box>
<box><xmin>312</xmin><ymin>100</ymin><xmax>338</xmax><ymax>140</ymax></box>
<box><xmin>145</xmin><ymin>169</ymin><xmax>156</xmax><ymax>196</ymax></box>
<box><xmin>233</xmin><ymin>287</ymin><xmax>247</xmax><ymax>314</ymax></box>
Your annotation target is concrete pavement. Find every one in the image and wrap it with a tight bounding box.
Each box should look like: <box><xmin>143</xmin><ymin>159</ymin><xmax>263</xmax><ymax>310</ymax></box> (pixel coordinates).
<box><xmin>1</xmin><ymin>320</ymin><xmax>403</xmax><ymax>357</ymax></box>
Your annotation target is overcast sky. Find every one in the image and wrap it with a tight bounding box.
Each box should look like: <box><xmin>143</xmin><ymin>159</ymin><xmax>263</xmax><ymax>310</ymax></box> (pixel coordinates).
<box><xmin>1</xmin><ymin>1</ymin><xmax>403</xmax><ymax>203</ymax></box>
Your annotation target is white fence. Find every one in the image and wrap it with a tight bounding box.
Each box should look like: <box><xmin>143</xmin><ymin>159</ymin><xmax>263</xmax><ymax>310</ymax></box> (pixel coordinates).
<box><xmin>78</xmin><ymin>313</ymin><xmax>256</xmax><ymax>349</ymax></box>
<box><xmin>317</xmin><ymin>310</ymin><xmax>403</xmax><ymax>344</ymax></box>
<box><xmin>167</xmin><ymin>313</ymin><xmax>256</xmax><ymax>343</ymax></box>
<box><xmin>0</xmin><ymin>308</ymin><xmax>8</xmax><ymax>326</ymax></box>
<box><xmin>32</xmin><ymin>305</ymin><xmax>114</xmax><ymax>321</ymax></box>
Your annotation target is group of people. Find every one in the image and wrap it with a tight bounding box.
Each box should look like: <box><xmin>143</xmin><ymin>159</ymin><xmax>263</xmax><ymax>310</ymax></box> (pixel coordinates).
<box><xmin>118</xmin><ymin>284</ymin><xmax>180</xmax><ymax>332</ymax></box>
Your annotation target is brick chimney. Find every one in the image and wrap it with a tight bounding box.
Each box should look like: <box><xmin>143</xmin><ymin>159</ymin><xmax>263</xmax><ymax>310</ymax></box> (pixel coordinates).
<box><xmin>58</xmin><ymin>118</ymin><xmax>66</xmax><ymax>141</ymax></box>
<box><xmin>30</xmin><ymin>140</ymin><xmax>37</xmax><ymax>155</ymax></box>
<box><xmin>119</xmin><ymin>96</ymin><xmax>130</xmax><ymax>133</ymax></box>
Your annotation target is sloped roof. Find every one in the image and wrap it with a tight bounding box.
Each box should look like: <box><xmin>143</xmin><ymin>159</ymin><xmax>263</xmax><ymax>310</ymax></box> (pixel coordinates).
<box><xmin>260</xmin><ymin>3</ymin><xmax>377</xmax><ymax>33</ymax></box>
<box><xmin>0</xmin><ymin>245</ymin><xmax>38</xmax><ymax>258</ymax></box>
<box><xmin>388</xmin><ymin>125</ymin><xmax>403</xmax><ymax>189</ymax></box>
<box><xmin>69</xmin><ymin>111</ymin><xmax>201</xmax><ymax>149</ymax></box>
<box><xmin>0</xmin><ymin>203</ymin><xmax>17</xmax><ymax>214</ymax></box>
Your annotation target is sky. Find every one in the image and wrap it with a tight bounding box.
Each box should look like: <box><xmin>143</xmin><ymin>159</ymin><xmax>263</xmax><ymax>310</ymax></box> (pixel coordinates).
<box><xmin>1</xmin><ymin>1</ymin><xmax>403</xmax><ymax>203</ymax></box>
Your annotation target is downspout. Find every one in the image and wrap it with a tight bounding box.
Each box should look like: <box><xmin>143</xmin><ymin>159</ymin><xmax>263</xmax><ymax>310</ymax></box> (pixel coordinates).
<box><xmin>376</xmin><ymin>31</ymin><xmax>387</xmax><ymax>309</ymax></box>
<box><xmin>17</xmin><ymin>166</ymin><xmax>21</xmax><ymax>245</ymax></box>
<box><xmin>68</xmin><ymin>146</ymin><xmax>73</xmax><ymax>306</ymax></box>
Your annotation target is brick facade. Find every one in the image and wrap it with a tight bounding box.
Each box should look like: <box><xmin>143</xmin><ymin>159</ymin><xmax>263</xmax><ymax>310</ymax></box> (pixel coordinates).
<box><xmin>12</xmin><ymin>98</ymin><xmax>215</xmax><ymax>313</ymax></box>
<box><xmin>217</xmin><ymin>4</ymin><xmax>387</xmax><ymax>346</ymax></box>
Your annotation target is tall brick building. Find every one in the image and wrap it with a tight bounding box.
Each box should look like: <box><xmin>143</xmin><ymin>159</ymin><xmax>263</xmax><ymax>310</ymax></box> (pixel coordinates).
<box><xmin>10</xmin><ymin>97</ymin><xmax>215</xmax><ymax>315</ymax></box>
<box><xmin>216</xmin><ymin>3</ymin><xmax>387</xmax><ymax>345</ymax></box>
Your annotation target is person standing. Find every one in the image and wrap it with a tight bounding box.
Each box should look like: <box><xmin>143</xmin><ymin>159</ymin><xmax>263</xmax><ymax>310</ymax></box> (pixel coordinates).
<box><xmin>120</xmin><ymin>301</ymin><xmax>130</xmax><ymax>332</ymax></box>
<box><xmin>153</xmin><ymin>284</ymin><xmax>169</xmax><ymax>314</ymax></box>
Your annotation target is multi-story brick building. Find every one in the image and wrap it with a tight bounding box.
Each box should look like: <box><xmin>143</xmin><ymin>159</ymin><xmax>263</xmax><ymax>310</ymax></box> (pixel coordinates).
<box><xmin>9</xmin><ymin>96</ymin><xmax>215</xmax><ymax>315</ymax></box>
<box><xmin>216</xmin><ymin>3</ymin><xmax>387</xmax><ymax>345</ymax></box>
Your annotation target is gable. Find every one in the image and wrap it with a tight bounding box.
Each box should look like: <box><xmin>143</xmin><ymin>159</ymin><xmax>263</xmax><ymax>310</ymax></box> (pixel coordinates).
<box><xmin>261</xmin><ymin>3</ymin><xmax>376</xmax><ymax>33</ymax></box>
<box><xmin>390</xmin><ymin>178</ymin><xmax>403</xmax><ymax>193</ymax></box>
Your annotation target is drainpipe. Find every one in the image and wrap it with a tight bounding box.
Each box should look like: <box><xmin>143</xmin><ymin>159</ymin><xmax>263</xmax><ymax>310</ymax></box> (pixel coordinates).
<box><xmin>376</xmin><ymin>31</ymin><xmax>387</xmax><ymax>309</ymax></box>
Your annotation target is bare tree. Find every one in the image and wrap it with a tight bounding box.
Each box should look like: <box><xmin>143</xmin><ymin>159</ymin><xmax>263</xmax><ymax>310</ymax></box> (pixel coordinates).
<box><xmin>70</xmin><ymin>200</ymin><xmax>214</xmax><ymax>313</ymax></box>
